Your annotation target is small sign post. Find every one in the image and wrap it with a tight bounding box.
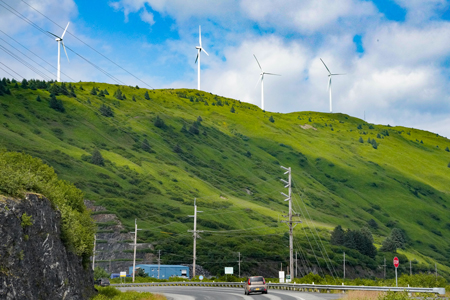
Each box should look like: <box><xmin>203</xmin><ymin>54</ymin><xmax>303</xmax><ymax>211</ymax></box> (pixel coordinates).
<box><xmin>224</xmin><ymin>267</ymin><xmax>233</xmax><ymax>274</ymax></box>
<box><xmin>393</xmin><ymin>257</ymin><xmax>399</xmax><ymax>287</ymax></box>
<box><xmin>279</xmin><ymin>271</ymin><xmax>285</xmax><ymax>283</ymax></box>
<box><xmin>120</xmin><ymin>271</ymin><xmax>126</xmax><ymax>284</ymax></box>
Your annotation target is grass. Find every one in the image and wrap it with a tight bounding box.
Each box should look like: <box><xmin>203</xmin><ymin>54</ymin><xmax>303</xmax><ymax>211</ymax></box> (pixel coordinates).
<box><xmin>92</xmin><ymin>286</ymin><xmax>165</xmax><ymax>300</ymax></box>
<box><xmin>343</xmin><ymin>291</ymin><xmax>381</xmax><ymax>300</ymax></box>
<box><xmin>1</xmin><ymin>80</ymin><xmax>450</xmax><ymax>277</ymax></box>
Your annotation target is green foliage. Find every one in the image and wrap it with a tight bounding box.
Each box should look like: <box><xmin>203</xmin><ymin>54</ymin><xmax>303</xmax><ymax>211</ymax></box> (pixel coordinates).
<box><xmin>378</xmin><ymin>291</ymin><xmax>411</xmax><ymax>300</ymax></box>
<box><xmin>93</xmin><ymin>286</ymin><xmax>159</xmax><ymax>300</ymax></box>
<box><xmin>21</xmin><ymin>213</ymin><xmax>33</xmax><ymax>228</ymax></box>
<box><xmin>141</xmin><ymin>138</ymin><xmax>152</xmax><ymax>152</ymax></box>
<box><xmin>154</xmin><ymin>116</ymin><xmax>166</xmax><ymax>129</ymax></box>
<box><xmin>49</xmin><ymin>94</ymin><xmax>65</xmax><ymax>113</ymax></box>
<box><xmin>445</xmin><ymin>147</ymin><xmax>449</xmax><ymax>152</ymax></box>
<box><xmin>230</xmin><ymin>106</ymin><xmax>235</xmax><ymax>113</ymax></box>
<box><xmin>357</xmin><ymin>124</ymin><xmax>363</xmax><ymax>129</ymax></box>
<box><xmin>91</xmin><ymin>149</ymin><xmax>104</xmax><ymax>166</ymax></box>
<box><xmin>331</xmin><ymin>225</ymin><xmax>345</xmax><ymax>245</ymax></box>
<box><xmin>331</xmin><ymin>225</ymin><xmax>377</xmax><ymax>258</ymax></box>
<box><xmin>36</xmin><ymin>95</ymin><xmax>41</xmax><ymax>102</ymax></box>
<box><xmin>380</xmin><ymin>228</ymin><xmax>407</xmax><ymax>252</ymax></box>
<box><xmin>113</xmin><ymin>88</ymin><xmax>124</xmax><ymax>100</ymax></box>
<box><xmin>269</xmin><ymin>115</ymin><xmax>275</xmax><ymax>123</ymax></box>
<box><xmin>94</xmin><ymin>266</ymin><xmax>110</xmax><ymax>280</ymax></box>
<box><xmin>359</xmin><ymin>137</ymin><xmax>364</xmax><ymax>143</ymax></box>
<box><xmin>90</xmin><ymin>87</ymin><xmax>97</xmax><ymax>95</ymax></box>
<box><xmin>135</xmin><ymin>267</ymin><xmax>148</xmax><ymax>277</ymax></box>
<box><xmin>99</xmin><ymin>104</ymin><xmax>114</xmax><ymax>117</ymax></box>
<box><xmin>372</xmin><ymin>139</ymin><xmax>378</xmax><ymax>149</ymax></box>
<box><xmin>0</xmin><ymin>150</ymin><xmax>94</xmax><ymax>259</ymax></box>
<box><xmin>144</xmin><ymin>91</ymin><xmax>150</xmax><ymax>100</ymax></box>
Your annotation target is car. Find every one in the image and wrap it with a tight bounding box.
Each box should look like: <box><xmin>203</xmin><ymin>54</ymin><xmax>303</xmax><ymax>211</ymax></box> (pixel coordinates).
<box><xmin>94</xmin><ymin>278</ymin><xmax>110</xmax><ymax>287</ymax></box>
<box><xmin>244</xmin><ymin>276</ymin><xmax>268</xmax><ymax>295</ymax></box>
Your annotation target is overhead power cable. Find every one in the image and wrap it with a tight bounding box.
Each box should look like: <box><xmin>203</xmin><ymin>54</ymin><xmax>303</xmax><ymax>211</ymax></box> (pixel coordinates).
<box><xmin>0</xmin><ymin>64</ymin><xmax>20</xmax><ymax>80</ymax></box>
<box><xmin>20</xmin><ymin>0</ymin><xmax>154</xmax><ymax>89</ymax></box>
<box><xmin>0</xmin><ymin>61</ymin><xmax>24</xmax><ymax>80</ymax></box>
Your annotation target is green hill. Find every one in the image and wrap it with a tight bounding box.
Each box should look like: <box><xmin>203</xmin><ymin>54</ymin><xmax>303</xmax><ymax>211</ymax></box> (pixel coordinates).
<box><xmin>1</xmin><ymin>78</ymin><xmax>449</xmax><ymax>279</ymax></box>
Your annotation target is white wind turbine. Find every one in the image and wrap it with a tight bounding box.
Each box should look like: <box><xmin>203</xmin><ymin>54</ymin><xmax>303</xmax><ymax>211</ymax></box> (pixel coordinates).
<box><xmin>254</xmin><ymin>54</ymin><xmax>280</xmax><ymax>111</ymax></box>
<box><xmin>195</xmin><ymin>26</ymin><xmax>209</xmax><ymax>90</ymax></box>
<box><xmin>48</xmin><ymin>22</ymin><xmax>70</xmax><ymax>82</ymax></box>
<box><xmin>320</xmin><ymin>58</ymin><xmax>345</xmax><ymax>113</ymax></box>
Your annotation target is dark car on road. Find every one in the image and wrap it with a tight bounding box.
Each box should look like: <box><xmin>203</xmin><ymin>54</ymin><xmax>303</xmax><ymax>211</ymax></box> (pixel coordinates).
<box><xmin>94</xmin><ymin>278</ymin><xmax>110</xmax><ymax>287</ymax></box>
<box><xmin>244</xmin><ymin>276</ymin><xmax>268</xmax><ymax>295</ymax></box>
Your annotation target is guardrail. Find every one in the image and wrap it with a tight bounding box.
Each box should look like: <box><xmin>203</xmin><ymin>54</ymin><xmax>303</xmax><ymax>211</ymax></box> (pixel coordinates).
<box><xmin>112</xmin><ymin>281</ymin><xmax>445</xmax><ymax>295</ymax></box>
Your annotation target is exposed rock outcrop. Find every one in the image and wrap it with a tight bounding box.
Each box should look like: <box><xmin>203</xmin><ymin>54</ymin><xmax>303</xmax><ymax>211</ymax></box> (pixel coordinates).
<box><xmin>0</xmin><ymin>194</ymin><xmax>96</xmax><ymax>300</ymax></box>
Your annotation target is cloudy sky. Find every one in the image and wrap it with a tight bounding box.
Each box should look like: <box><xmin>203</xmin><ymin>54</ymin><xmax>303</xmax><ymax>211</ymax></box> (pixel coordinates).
<box><xmin>1</xmin><ymin>0</ymin><xmax>450</xmax><ymax>137</ymax></box>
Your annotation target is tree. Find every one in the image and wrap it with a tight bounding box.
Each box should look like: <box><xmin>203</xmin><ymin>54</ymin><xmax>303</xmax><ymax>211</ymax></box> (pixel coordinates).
<box><xmin>330</xmin><ymin>225</ymin><xmax>345</xmax><ymax>245</ymax></box>
<box><xmin>90</xmin><ymin>87</ymin><xmax>97</xmax><ymax>95</ymax></box>
<box><xmin>154</xmin><ymin>116</ymin><xmax>166</xmax><ymax>129</ymax></box>
<box><xmin>230</xmin><ymin>106</ymin><xmax>235</xmax><ymax>113</ymax></box>
<box><xmin>197</xmin><ymin>116</ymin><xmax>203</xmax><ymax>123</ymax></box>
<box><xmin>367</xmin><ymin>219</ymin><xmax>378</xmax><ymax>229</ymax></box>
<box><xmin>269</xmin><ymin>116</ymin><xmax>275</xmax><ymax>123</ymax></box>
<box><xmin>132</xmin><ymin>95</ymin><xmax>136</xmax><ymax>102</ymax></box>
<box><xmin>21</xmin><ymin>78</ymin><xmax>28</xmax><ymax>89</ymax></box>
<box><xmin>91</xmin><ymin>149</ymin><xmax>104</xmax><ymax>166</ymax></box>
<box><xmin>104</xmin><ymin>89</ymin><xmax>109</xmax><ymax>95</ymax></box>
<box><xmin>99</xmin><ymin>104</ymin><xmax>114</xmax><ymax>117</ymax></box>
<box><xmin>98</xmin><ymin>90</ymin><xmax>105</xmax><ymax>97</ymax></box>
<box><xmin>367</xmin><ymin>138</ymin><xmax>371</xmax><ymax>143</ymax></box>
<box><xmin>114</xmin><ymin>88</ymin><xmax>124</xmax><ymax>100</ymax></box>
<box><xmin>357</xmin><ymin>124</ymin><xmax>362</xmax><ymax>129</ymax></box>
<box><xmin>445</xmin><ymin>147</ymin><xmax>449</xmax><ymax>152</ymax></box>
<box><xmin>49</xmin><ymin>94</ymin><xmax>65</xmax><ymax>113</ymax></box>
<box><xmin>244</xmin><ymin>151</ymin><xmax>252</xmax><ymax>158</ymax></box>
<box><xmin>173</xmin><ymin>144</ymin><xmax>182</xmax><ymax>153</ymax></box>
<box><xmin>360</xmin><ymin>227</ymin><xmax>374</xmax><ymax>243</ymax></box>
<box><xmin>141</xmin><ymin>138</ymin><xmax>151</xmax><ymax>152</ymax></box>
<box><xmin>390</xmin><ymin>228</ymin><xmax>406</xmax><ymax>249</ymax></box>
<box><xmin>144</xmin><ymin>91</ymin><xmax>150</xmax><ymax>100</ymax></box>
<box><xmin>135</xmin><ymin>268</ymin><xmax>148</xmax><ymax>278</ymax></box>
<box><xmin>448</xmin><ymin>162</ymin><xmax>450</xmax><ymax>168</ymax></box>
<box><xmin>371</xmin><ymin>139</ymin><xmax>378</xmax><ymax>149</ymax></box>
<box><xmin>380</xmin><ymin>236</ymin><xmax>397</xmax><ymax>252</ymax></box>
<box><xmin>189</xmin><ymin>122</ymin><xmax>199</xmax><ymax>135</ymax></box>
<box><xmin>359</xmin><ymin>137</ymin><xmax>364</xmax><ymax>143</ymax></box>
<box><xmin>94</xmin><ymin>267</ymin><xmax>110</xmax><ymax>281</ymax></box>
<box><xmin>36</xmin><ymin>95</ymin><xmax>41</xmax><ymax>102</ymax></box>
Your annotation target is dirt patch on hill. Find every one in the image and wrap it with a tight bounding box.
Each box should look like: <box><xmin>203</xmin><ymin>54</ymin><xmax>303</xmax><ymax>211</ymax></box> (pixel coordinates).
<box><xmin>300</xmin><ymin>124</ymin><xmax>317</xmax><ymax>130</ymax></box>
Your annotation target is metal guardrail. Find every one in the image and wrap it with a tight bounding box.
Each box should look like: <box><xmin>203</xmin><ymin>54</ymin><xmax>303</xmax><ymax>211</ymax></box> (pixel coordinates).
<box><xmin>112</xmin><ymin>281</ymin><xmax>445</xmax><ymax>295</ymax></box>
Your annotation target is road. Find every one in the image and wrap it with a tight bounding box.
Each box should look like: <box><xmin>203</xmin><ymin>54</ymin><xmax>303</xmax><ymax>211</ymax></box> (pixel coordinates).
<box><xmin>117</xmin><ymin>286</ymin><xmax>345</xmax><ymax>300</ymax></box>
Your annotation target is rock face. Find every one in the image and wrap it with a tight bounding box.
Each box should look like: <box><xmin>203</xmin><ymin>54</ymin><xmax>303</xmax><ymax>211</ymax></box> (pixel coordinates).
<box><xmin>0</xmin><ymin>194</ymin><xmax>96</xmax><ymax>300</ymax></box>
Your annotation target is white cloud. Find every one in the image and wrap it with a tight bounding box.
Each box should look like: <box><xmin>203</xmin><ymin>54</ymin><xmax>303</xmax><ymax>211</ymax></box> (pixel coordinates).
<box><xmin>140</xmin><ymin>8</ymin><xmax>155</xmax><ymax>25</ymax></box>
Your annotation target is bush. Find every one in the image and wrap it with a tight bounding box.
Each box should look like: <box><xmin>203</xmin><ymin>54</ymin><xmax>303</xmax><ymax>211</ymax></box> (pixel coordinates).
<box><xmin>99</xmin><ymin>104</ymin><xmax>114</xmax><ymax>117</ymax></box>
<box><xmin>21</xmin><ymin>213</ymin><xmax>33</xmax><ymax>228</ymax></box>
<box><xmin>91</xmin><ymin>149</ymin><xmax>105</xmax><ymax>166</ymax></box>
<box><xmin>49</xmin><ymin>94</ymin><xmax>65</xmax><ymax>113</ymax></box>
<box><xmin>154</xmin><ymin>116</ymin><xmax>166</xmax><ymax>129</ymax></box>
<box><xmin>0</xmin><ymin>150</ymin><xmax>95</xmax><ymax>260</ymax></box>
<box><xmin>359</xmin><ymin>137</ymin><xmax>364</xmax><ymax>143</ymax></box>
<box><xmin>269</xmin><ymin>116</ymin><xmax>275</xmax><ymax>123</ymax></box>
<box><xmin>94</xmin><ymin>267</ymin><xmax>110</xmax><ymax>281</ymax></box>
<box><xmin>144</xmin><ymin>91</ymin><xmax>150</xmax><ymax>100</ymax></box>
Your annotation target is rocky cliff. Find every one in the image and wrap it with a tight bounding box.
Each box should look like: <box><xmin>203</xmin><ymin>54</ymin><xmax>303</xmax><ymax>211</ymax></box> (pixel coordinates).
<box><xmin>0</xmin><ymin>193</ymin><xmax>96</xmax><ymax>300</ymax></box>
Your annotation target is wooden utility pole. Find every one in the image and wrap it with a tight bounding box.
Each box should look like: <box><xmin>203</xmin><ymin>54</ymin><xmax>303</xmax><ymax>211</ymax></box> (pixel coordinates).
<box><xmin>188</xmin><ymin>199</ymin><xmax>203</xmax><ymax>278</ymax></box>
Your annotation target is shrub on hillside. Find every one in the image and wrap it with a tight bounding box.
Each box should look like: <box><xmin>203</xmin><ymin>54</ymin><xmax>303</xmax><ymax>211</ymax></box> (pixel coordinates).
<box><xmin>49</xmin><ymin>94</ymin><xmax>65</xmax><ymax>113</ymax></box>
<box><xmin>0</xmin><ymin>150</ymin><xmax>95</xmax><ymax>261</ymax></box>
<box><xmin>99</xmin><ymin>104</ymin><xmax>114</xmax><ymax>117</ymax></box>
<box><xmin>154</xmin><ymin>116</ymin><xmax>166</xmax><ymax>129</ymax></box>
<box><xmin>359</xmin><ymin>137</ymin><xmax>364</xmax><ymax>143</ymax></box>
<box><xmin>144</xmin><ymin>91</ymin><xmax>150</xmax><ymax>100</ymax></box>
<box><xmin>269</xmin><ymin>116</ymin><xmax>275</xmax><ymax>123</ymax></box>
<box><xmin>91</xmin><ymin>149</ymin><xmax>105</xmax><ymax>166</ymax></box>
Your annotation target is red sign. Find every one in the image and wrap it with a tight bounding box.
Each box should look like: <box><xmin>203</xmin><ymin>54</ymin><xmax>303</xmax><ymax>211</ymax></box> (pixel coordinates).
<box><xmin>393</xmin><ymin>257</ymin><xmax>399</xmax><ymax>268</ymax></box>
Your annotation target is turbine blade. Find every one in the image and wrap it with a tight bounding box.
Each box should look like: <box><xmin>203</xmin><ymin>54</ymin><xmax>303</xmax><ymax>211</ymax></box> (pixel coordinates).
<box><xmin>331</xmin><ymin>73</ymin><xmax>346</xmax><ymax>76</ymax></box>
<box><xmin>62</xmin><ymin>42</ymin><xmax>69</xmax><ymax>62</ymax></box>
<box><xmin>253</xmin><ymin>54</ymin><xmax>262</xmax><ymax>71</ymax></box>
<box><xmin>320</xmin><ymin>58</ymin><xmax>331</xmax><ymax>74</ymax></box>
<box><xmin>47</xmin><ymin>31</ymin><xmax>60</xmax><ymax>39</ymax></box>
<box><xmin>199</xmin><ymin>25</ymin><xmax>202</xmax><ymax>47</ymax></box>
<box><xmin>265</xmin><ymin>72</ymin><xmax>281</xmax><ymax>76</ymax></box>
<box><xmin>255</xmin><ymin>75</ymin><xmax>263</xmax><ymax>88</ymax></box>
<box><xmin>195</xmin><ymin>52</ymin><xmax>199</xmax><ymax>64</ymax></box>
<box><xmin>202</xmin><ymin>48</ymin><xmax>209</xmax><ymax>56</ymax></box>
<box><xmin>61</xmin><ymin>22</ymin><xmax>70</xmax><ymax>39</ymax></box>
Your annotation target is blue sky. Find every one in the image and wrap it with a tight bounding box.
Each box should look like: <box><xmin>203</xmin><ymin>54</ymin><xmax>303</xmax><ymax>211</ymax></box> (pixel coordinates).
<box><xmin>1</xmin><ymin>0</ymin><xmax>450</xmax><ymax>138</ymax></box>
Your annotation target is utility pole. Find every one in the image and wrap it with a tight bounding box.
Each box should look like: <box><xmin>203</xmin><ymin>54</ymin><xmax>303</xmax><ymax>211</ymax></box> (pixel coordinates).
<box><xmin>158</xmin><ymin>250</ymin><xmax>161</xmax><ymax>279</ymax></box>
<box><xmin>92</xmin><ymin>235</ymin><xmax>96</xmax><ymax>271</ymax></box>
<box><xmin>188</xmin><ymin>199</ymin><xmax>203</xmax><ymax>278</ymax></box>
<box><xmin>238</xmin><ymin>252</ymin><xmax>241</xmax><ymax>278</ymax></box>
<box><xmin>130</xmin><ymin>219</ymin><xmax>142</xmax><ymax>283</ymax></box>
<box><xmin>410</xmin><ymin>260</ymin><xmax>412</xmax><ymax>276</ymax></box>
<box><xmin>280</xmin><ymin>166</ymin><xmax>301</xmax><ymax>282</ymax></box>
<box><xmin>383</xmin><ymin>257</ymin><xmax>386</xmax><ymax>279</ymax></box>
<box><xmin>343</xmin><ymin>252</ymin><xmax>345</xmax><ymax>280</ymax></box>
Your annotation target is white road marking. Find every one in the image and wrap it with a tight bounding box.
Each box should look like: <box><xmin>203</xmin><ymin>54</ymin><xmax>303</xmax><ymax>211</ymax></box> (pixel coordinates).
<box><xmin>163</xmin><ymin>293</ymin><xmax>196</xmax><ymax>300</ymax></box>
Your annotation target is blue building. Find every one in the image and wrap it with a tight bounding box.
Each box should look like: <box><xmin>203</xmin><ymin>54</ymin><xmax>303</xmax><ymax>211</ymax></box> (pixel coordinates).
<box><xmin>129</xmin><ymin>264</ymin><xmax>189</xmax><ymax>279</ymax></box>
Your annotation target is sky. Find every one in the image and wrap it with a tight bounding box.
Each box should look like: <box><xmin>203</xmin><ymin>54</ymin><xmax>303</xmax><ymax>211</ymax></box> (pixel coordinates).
<box><xmin>1</xmin><ymin>0</ymin><xmax>450</xmax><ymax>138</ymax></box>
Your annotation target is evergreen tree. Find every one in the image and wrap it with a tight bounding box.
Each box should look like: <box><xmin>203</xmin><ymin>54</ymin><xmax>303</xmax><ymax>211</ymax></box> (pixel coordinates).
<box><xmin>371</xmin><ymin>139</ymin><xmax>378</xmax><ymax>149</ymax></box>
<box><xmin>367</xmin><ymin>137</ymin><xmax>371</xmax><ymax>143</ymax></box>
<box><xmin>98</xmin><ymin>90</ymin><xmax>105</xmax><ymax>97</ymax></box>
<box><xmin>132</xmin><ymin>95</ymin><xmax>136</xmax><ymax>102</ymax></box>
<box><xmin>308</xmin><ymin>117</ymin><xmax>312</xmax><ymax>122</ymax></box>
<box><xmin>269</xmin><ymin>116</ymin><xmax>275</xmax><ymax>123</ymax></box>
<box><xmin>448</xmin><ymin>162</ymin><xmax>450</xmax><ymax>168</ymax></box>
<box><xmin>173</xmin><ymin>144</ymin><xmax>182</xmax><ymax>153</ymax></box>
<box><xmin>90</xmin><ymin>87</ymin><xmax>97</xmax><ymax>95</ymax></box>
<box><xmin>104</xmin><ymin>89</ymin><xmax>109</xmax><ymax>95</ymax></box>
<box><xmin>14</xmin><ymin>82</ymin><xmax>19</xmax><ymax>88</ymax></box>
<box><xmin>330</xmin><ymin>225</ymin><xmax>345</xmax><ymax>245</ymax></box>
<box><xmin>91</xmin><ymin>149</ymin><xmax>104</xmax><ymax>166</ymax></box>
<box><xmin>357</xmin><ymin>124</ymin><xmax>363</xmax><ymax>129</ymax></box>
<box><xmin>21</xmin><ymin>79</ymin><xmax>28</xmax><ymax>89</ymax></box>
<box><xmin>36</xmin><ymin>95</ymin><xmax>41</xmax><ymax>102</ymax></box>
<box><xmin>445</xmin><ymin>147</ymin><xmax>449</xmax><ymax>152</ymax></box>
<box><xmin>230</xmin><ymin>106</ymin><xmax>235</xmax><ymax>113</ymax></box>
<box><xmin>99</xmin><ymin>104</ymin><xmax>114</xmax><ymax>117</ymax></box>
<box><xmin>141</xmin><ymin>138</ymin><xmax>151</xmax><ymax>152</ymax></box>
<box><xmin>48</xmin><ymin>83</ymin><xmax>60</xmax><ymax>95</ymax></box>
<box><xmin>380</xmin><ymin>235</ymin><xmax>397</xmax><ymax>252</ymax></box>
<box><xmin>359</xmin><ymin>137</ymin><xmax>364</xmax><ymax>143</ymax></box>
<box><xmin>144</xmin><ymin>91</ymin><xmax>150</xmax><ymax>100</ymax></box>
<box><xmin>197</xmin><ymin>116</ymin><xmax>203</xmax><ymax>123</ymax></box>
<box><xmin>390</xmin><ymin>228</ymin><xmax>406</xmax><ymax>249</ymax></box>
<box><xmin>113</xmin><ymin>88</ymin><xmax>124</xmax><ymax>100</ymax></box>
<box><xmin>204</xmin><ymin>100</ymin><xmax>208</xmax><ymax>106</ymax></box>
<box><xmin>360</xmin><ymin>227</ymin><xmax>374</xmax><ymax>243</ymax></box>
<box><xmin>49</xmin><ymin>94</ymin><xmax>65</xmax><ymax>112</ymax></box>
<box><xmin>181</xmin><ymin>124</ymin><xmax>188</xmax><ymax>133</ymax></box>
<box><xmin>79</xmin><ymin>85</ymin><xmax>84</xmax><ymax>91</ymax></box>
<box><xmin>59</xmin><ymin>82</ymin><xmax>69</xmax><ymax>95</ymax></box>
<box><xmin>28</xmin><ymin>81</ymin><xmax>37</xmax><ymax>90</ymax></box>
<box><xmin>367</xmin><ymin>219</ymin><xmax>378</xmax><ymax>229</ymax></box>
<box><xmin>154</xmin><ymin>116</ymin><xmax>166</xmax><ymax>129</ymax></box>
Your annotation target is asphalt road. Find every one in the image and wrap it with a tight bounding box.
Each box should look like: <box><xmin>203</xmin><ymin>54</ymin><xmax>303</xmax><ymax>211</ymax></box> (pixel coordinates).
<box><xmin>117</xmin><ymin>286</ymin><xmax>345</xmax><ymax>300</ymax></box>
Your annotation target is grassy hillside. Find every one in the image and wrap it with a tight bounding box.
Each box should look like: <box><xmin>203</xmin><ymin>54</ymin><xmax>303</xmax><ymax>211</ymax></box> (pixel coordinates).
<box><xmin>0</xmin><ymin>79</ymin><xmax>449</xmax><ymax>279</ymax></box>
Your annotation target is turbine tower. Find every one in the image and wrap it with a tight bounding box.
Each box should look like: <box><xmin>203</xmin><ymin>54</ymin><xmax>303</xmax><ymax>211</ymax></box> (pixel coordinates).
<box><xmin>48</xmin><ymin>22</ymin><xmax>70</xmax><ymax>82</ymax></box>
<box><xmin>320</xmin><ymin>58</ymin><xmax>344</xmax><ymax>113</ymax></box>
<box><xmin>195</xmin><ymin>26</ymin><xmax>209</xmax><ymax>90</ymax></box>
<box><xmin>254</xmin><ymin>54</ymin><xmax>280</xmax><ymax>111</ymax></box>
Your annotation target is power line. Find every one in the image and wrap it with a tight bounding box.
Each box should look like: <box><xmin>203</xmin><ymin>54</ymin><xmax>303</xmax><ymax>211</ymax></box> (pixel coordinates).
<box><xmin>0</xmin><ymin>62</ymin><xmax>24</xmax><ymax>79</ymax></box>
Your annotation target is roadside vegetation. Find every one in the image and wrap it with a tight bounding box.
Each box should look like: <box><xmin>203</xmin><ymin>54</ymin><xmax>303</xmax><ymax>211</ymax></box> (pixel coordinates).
<box><xmin>92</xmin><ymin>286</ymin><xmax>165</xmax><ymax>300</ymax></box>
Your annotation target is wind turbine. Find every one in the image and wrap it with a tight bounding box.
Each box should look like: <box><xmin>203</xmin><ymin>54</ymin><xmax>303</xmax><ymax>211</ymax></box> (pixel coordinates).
<box><xmin>195</xmin><ymin>26</ymin><xmax>209</xmax><ymax>90</ymax></box>
<box><xmin>48</xmin><ymin>22</ymin><xmax>70</xmax><ymax>82</ymax></box>
<box><xmin>320</xmin><ymin>58</ymin><xmax>344</xmax><ymax>113</ymax></box>
<box><xmin>254</xmin><ymin>54</ymin><xmax>280</xmax><ymax>111</ymax></box>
